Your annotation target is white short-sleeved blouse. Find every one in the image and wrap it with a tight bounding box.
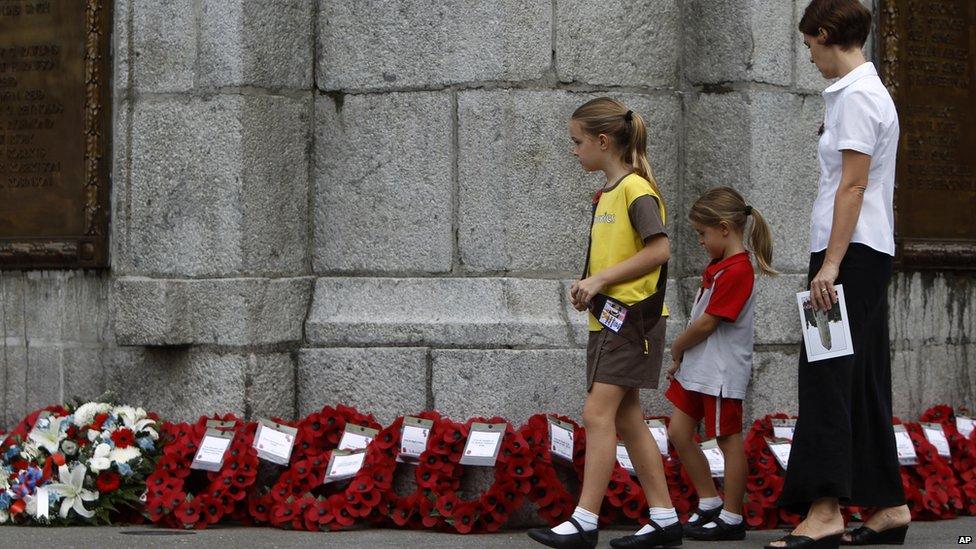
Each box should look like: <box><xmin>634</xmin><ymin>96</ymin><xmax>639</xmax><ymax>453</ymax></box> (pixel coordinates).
<box><xmin>810</xmin><ymin>62</ymin><xmax>900</xmax><ymax>256</ymax></box>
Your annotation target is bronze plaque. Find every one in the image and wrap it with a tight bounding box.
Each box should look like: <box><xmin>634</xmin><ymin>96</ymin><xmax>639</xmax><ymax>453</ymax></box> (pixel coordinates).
<box><xmin>880</xmin><ymin>0</ymin><xmax>976</xmax><ymax>269</ymax></box>
<box><xmin>0</xmin><ymin>0</ymin><xmax>112</xmax><ymax>269</ymax></box>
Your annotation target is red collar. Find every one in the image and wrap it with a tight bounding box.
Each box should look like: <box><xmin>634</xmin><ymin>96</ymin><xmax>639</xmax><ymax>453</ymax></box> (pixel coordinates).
<box><xmin>702</xmin><ymin>252</ymin><xmax>750</xmax><ymax>289</ymax></box>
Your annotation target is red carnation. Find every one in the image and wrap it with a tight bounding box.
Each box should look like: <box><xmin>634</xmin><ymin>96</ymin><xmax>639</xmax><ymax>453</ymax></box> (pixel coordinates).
<box><xmin>111</xmin><ymin>428</ymin><xmax>135</xmax><ymax>448</ymax></box>
<box><xmin>95</xmin><ymin>471</ymin><xmax>121</xmax><ymax>493</ymax></box>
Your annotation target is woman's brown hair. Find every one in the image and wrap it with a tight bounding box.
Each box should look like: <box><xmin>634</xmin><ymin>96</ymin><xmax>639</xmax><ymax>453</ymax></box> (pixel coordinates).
<box><xmin>798</xmin><ymin>0</ymin><xmax>871</xmax><ymax>49</ymax></box>
<box><xmin>572</xmin><ymin>97</ymin><xmax>663</xmax><ymax>200</ymax></box>
<box><xmin>689</xmin><ymin>187</ymin><xmax>778</xmax><ymax>276</ymax></box>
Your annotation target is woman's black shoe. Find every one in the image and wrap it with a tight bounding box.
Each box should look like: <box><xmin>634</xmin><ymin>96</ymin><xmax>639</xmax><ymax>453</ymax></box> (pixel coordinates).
<box><xmin>685</xmin><ymin>506</ymin><xmax>722</xmax><ymax>529</ymax></box>
<box><xmin>684</xmin><ymin>515</ymin><xmax>746</xmax><ymax>541</ymax></box>
<box><xmin>764</xmin><ymin>532</ymin><xmax>843</xmax><ymax>549</ymax></box>
<box><xmin>840</xmin><ymin>524</ymin><xmax>908</xmax><ymax>545</ymax></box>
<box><xmin>527</xmin><ymin>517</ymin><xmax>598</xmax><ymax>549</ymax></box>
<box><xmin>609</xmin><ymin>520</ymin><xmax>682</xmax><ymax>548</ymax></box>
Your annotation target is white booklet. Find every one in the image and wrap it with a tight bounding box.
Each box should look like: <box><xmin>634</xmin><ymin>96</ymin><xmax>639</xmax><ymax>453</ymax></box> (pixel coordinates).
<box><xmin>796</xmin><ymin>284</ymin><xmax>854</xmax><ymax>362</ymax></box>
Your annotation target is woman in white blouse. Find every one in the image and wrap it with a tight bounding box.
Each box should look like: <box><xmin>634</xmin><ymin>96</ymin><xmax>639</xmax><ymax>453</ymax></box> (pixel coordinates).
<box><xmin>769</xmin><ymin>1</ymin><xmax>911</xmax><ymax>548</ymax></box>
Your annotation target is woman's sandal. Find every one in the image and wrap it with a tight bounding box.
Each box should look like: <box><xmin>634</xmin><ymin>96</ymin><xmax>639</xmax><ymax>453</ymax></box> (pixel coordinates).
<box><xmin>764</xmin><ymin>532</ymin><xmax>843</xmax><ymax>549</ymax></box>
<box><xmin>840</xmin><ymin>524</ymin><xmax>909</xmax><ymax>545</ymax></box>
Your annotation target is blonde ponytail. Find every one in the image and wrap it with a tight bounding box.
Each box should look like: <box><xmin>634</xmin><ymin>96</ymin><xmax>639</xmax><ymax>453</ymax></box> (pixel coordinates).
<box><xmin>572</xmin><ymin>98</ymin><xmax>663</xmax><ymax>202</ymax></box>
<box><xmin>689</xmin><ymin>187</ymin><xmax>779</xmax><ymax>276</ymax></box>
<box><xmin>747</xmin><ymin>207</ymin><xmax>777</xmax><ymax>276</ymax></box>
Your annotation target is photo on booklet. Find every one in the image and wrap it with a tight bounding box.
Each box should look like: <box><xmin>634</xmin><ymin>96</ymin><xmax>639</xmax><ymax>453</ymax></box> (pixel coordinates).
<box><xmin>796</xmin><ymin>284</ymin><xmax>854</xmax><ymax>362</ymax></box>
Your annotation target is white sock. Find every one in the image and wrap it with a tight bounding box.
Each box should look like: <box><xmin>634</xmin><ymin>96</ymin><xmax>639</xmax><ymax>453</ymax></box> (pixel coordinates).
<box><xmin>688</xmin><ymin>496</ymin><xmax>723</xmax><ymax>523</ymax></box>
<box><xmin>634</xmin><ymin>507</ymin><xmax>678</xmax><ymax>535</ymax></box>
<box><xmin>702</xmin><ymin>509</ymin><xmax>743</xmax><ymax>529</ymax></box>
<box><xmin>551</xmin><ymin>506</ymin><xmax>598</xmax><ymax>534</ymax></box>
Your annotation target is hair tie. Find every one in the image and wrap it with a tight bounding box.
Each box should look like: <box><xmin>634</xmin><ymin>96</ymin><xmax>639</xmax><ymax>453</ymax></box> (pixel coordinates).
<box><xmin>744</xmin><ymin>205</ymin><xmax>753</xmax><ymax>215</ymax></box>
<box><xmin>624</xmin><ymin>110</ymin><xmax>633</xmax><ymax>122</ymax></box>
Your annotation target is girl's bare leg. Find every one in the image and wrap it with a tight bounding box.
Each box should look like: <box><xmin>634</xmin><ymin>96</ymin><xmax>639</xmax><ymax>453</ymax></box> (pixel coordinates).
<box><xmin>615</xmin><ymin>388</ymin><xmax>672</xmax><ymax>507</ymax></box>
<box><xmin>576</xmin><ymin>382</ymin><xmax>630</xmax><ymax>513</ymax></box>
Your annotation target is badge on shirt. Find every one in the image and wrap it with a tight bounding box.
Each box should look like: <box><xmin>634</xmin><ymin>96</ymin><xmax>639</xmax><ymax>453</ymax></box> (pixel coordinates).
<box><xmin>598</xmin><ymin>298</ymin><xmax>627</xmax><ymax>333</ymax></box>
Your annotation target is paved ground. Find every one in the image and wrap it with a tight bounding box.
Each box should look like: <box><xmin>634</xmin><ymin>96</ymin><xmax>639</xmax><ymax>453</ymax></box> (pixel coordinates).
<box><xmin>0</xmin><ymin>518</ymin><xmax>973</xmax><ymax>549</ymax></box>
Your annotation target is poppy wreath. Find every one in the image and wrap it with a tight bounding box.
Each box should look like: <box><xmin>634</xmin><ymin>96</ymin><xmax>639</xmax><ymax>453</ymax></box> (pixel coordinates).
<box><xmin>144</xmin><ymin>414</ymin><xmax>259</xmax><ymax>529</ymax></box>
<box><xmin>919</xmin><ymin>405</ymin><xmax>976</xmax><ymax>515</ymax></box>
<box><xmin>896</xmin><ymin>419</ymin><xmax>964</xmax><ymax>520</ymax></box>
<box><xmin>247</xmin><ymin>406</ymin><xmax>378</xmax><ymax>526</ymax></box>
<box><xmin>742</xmin><ymin>413</ymin><xmax>805</xmax><ymax>530</ymax></box>
<box><xmin>373</xmin><ymin>411</ymin><xmax>445</xmax><ymax>528</ymax></box>
<box><xmin>414</xmin><ymin>416</ymin><xmax>533</xmax><ymax>534</ymax></box>
<box><xmin>262</xmin><ymin>429</ymin><xmax>393</xmax><ymax>531</ymax></box>
<box><xmin>290</xmin><ymin>404</ymin><xmax>381</xmax><ymax>463</ymax></box>
<box><xmin>518</xmin><ymin>414</ymin><xmax>586</xmax><ymax>525</ymax></box>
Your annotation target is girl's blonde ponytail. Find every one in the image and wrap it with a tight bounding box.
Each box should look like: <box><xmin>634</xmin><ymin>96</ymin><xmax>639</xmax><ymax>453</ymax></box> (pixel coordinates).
<box><xmin>689</xmin><ymin>187</ymin><xmax>779</xmax><ymax>276</ymax></box>
<box><xmin>572</xmin><ymin>98</ymin><xmax>663</xmax><ymax>202</ymax></box>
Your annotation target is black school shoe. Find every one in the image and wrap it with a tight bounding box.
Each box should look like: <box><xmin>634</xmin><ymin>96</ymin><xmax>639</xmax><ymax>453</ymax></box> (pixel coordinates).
<box><xmin>685</xmin><ymin>506</ymin><xmax>722</xmax><ymax>529</ymax></box>
<box><xmin>527</xmin><ymin>517</ymin><xmax>598</xmax><ymax>549</ymax></box>
<box><xmin>609</xmin><ymin>520</ymin><xmax>683</xmax><ymax>548</ymax></box>
<box><xmin>684</xmin><ymin>515</ymin><xmax>746</xmax><ymax>541</ymax></box>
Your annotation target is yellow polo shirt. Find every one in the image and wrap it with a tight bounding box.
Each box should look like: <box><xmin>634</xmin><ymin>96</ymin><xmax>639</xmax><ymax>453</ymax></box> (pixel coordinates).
<box><xmin>587</xmin><ymin>173</ymin><xmax>668</xmax><ymax>331</ymax></box>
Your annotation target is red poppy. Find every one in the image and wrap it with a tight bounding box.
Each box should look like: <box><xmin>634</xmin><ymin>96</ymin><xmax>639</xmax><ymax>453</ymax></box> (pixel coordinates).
<box><xmin>505</xmin><ymin>455</ymin><xmax>533</xmax><ymax>479</ymax></box>
<box><xmin>330</xmin><ymin>494</ymin><xmax>355</xmax><ymax>528</ymax></box>
<box><xmin>175</xmin><ymin>498</ymin><xmax>202</xmax><ymax>527</ymax></box>
<box><xmin>270</xmin><ymin>500</ymin><xmax>296</xmax><ymax>528</ymax></box>
<box><xmin>390</xmin><ymin>497</ymin><xmax>414</xmax><ymax>526</ymax></box>
<box><xmin>374</xmin><ymin>423</ymin><xmax>399</xmax><ymax>451</ymax></box>
<box><xmin>248</xmin><ymin>494</ymin><xmax>272</xmax><ymax>522</ymax></box>
<box><xmin>452</xmin><ymin>502</ymin><xmax>477</xmax><ymax>534</ymax></box>
<box><xmin>197</xmin><ymin>495</ymin><xmax>223</xmax><ymax>526</ymax></box>
<box><xmin>302</xmin><ymin>498</ymin><xmax>330</xmax><ymax>530</ymax></box>
<box><xmin>95</xmin><ymin>471</ymin><xmax>121</xmax><ymax>493</ymax></box>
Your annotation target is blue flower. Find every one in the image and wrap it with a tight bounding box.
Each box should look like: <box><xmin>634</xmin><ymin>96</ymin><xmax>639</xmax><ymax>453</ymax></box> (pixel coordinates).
<box><xmin>116</xmin><ymin>463</ymin><xmax>133</xmax><ymax>477</ymax></box>
<box><xmin>136</xmin><ymin>437</ymin><xmax>155</xmax><ymax>452</ymax></box>
<box><xmin>4</xmin><ymin>445</ymin><xmax>19</xmax><ymax>460</ymax></box>
<box><xmin>0</xmin><ymin>492</ymin><xmax>11</xmax><ymax>510</ymax></box>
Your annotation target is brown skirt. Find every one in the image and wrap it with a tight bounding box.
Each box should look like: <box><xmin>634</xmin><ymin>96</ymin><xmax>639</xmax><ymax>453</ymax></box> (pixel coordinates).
<box><xmin>586</xmin><ymin>315</ymin><xmax>666</xmax><ymax>391</ymax></box>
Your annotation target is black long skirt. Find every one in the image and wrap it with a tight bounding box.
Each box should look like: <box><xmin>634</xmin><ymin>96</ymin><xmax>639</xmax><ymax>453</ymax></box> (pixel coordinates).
<box><xmin>777</xmin><ymin>243</ymin><xmax>905</xmax><ymax>513</ymax></box>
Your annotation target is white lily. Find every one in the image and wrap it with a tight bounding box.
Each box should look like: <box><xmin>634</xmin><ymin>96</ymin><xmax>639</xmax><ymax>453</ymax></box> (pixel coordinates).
<box><xmin>0</xmin><ymin>508</ymin><xmax>8</xmax><ymax>523</ymax></box>
<box><xmin>47</xmin><ymin>464</ymin><xmax>97</xmax><ymax>519</ymax></box>
<box><xmin>73</xmin><ymin>402</ymin><xmax>111</xmax><ymax>427</ymax></box>
<box><xmin>115</xmin><ymin>406</ymin><xmax>158</xmax><ymax>439</ymax></box>
<box><xmin>28</xmin><ymin>416</ymin><xmax>66</xmax><ymax>454</ymax></box>
<box><xmin>88</xmin><ymin>443</ymin><xmax>112</xmax><ymax>472</ymax></box>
